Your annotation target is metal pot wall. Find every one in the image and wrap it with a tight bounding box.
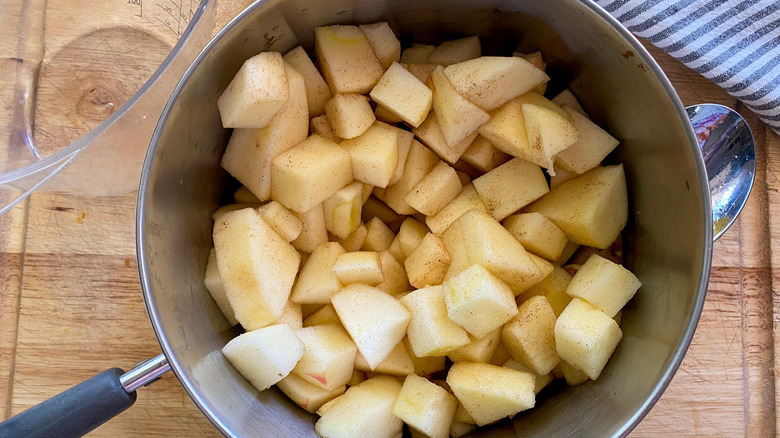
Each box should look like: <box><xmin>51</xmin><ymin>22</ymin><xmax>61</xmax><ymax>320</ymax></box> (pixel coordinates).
<box><xmin>0</xmin><ymin>0</ymin><xmax>715</xmax><ymax>436</ymax></box>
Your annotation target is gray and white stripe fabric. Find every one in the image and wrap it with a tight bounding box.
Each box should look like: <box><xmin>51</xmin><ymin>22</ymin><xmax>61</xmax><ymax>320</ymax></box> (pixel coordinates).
<box><xmin>595</xmin><ymin>0</ymin><xmax>780</xmax><ymax>133</ymax></box>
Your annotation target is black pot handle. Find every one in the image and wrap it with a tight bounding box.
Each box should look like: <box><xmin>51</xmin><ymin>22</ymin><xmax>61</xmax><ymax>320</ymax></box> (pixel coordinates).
<box><xmin>0</xmin><ymin>355</ymin><xmax>170</xmax><ymax>438</ymax></box>
<box><xmin>0</xmin><ymin>368</ymin><xmax>135</xmax><ymax>438</ymax></box>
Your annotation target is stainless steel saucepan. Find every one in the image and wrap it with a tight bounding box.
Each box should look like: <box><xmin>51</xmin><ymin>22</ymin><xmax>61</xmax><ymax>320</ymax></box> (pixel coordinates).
<box><xmin>0</xmin><ymin>0</ymin><xmax>756</xmax><ymax>436</ymax></box>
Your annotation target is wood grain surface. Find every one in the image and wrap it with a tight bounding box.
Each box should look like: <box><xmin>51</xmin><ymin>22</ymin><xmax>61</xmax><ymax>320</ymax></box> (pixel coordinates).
<box><xmin>0</xmin><ymin>1</ymin><xmax>777</xmax><ymax>436</ymax></box>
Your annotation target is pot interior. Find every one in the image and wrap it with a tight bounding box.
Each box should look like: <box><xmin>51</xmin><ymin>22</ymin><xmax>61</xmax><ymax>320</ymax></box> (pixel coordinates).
<box><xmin>138</xmin><ymin>0</ymin><xmax>711</xmax><ymax>436</ymax></box>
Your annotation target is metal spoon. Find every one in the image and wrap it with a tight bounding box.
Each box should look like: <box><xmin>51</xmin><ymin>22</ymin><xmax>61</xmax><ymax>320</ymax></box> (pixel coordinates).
<box><xmin>686</xmin><ymin>104</ymin><xmax>756</xmax><ymax>241</ymax></box>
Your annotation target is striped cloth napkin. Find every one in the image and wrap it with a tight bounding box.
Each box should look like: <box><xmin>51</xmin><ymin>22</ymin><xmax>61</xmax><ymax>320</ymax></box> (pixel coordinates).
<box><xmin>595</xmin><ymin>0</ymin><xmax>780</xmax><ymax>133</ymax></box>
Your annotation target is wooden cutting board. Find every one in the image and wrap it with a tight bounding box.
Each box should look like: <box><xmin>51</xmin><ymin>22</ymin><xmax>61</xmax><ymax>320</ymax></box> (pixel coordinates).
<box><xmin>0</xmin><ymin>1</ymin><xmax>777</xmax><ymax>436</ymax></box>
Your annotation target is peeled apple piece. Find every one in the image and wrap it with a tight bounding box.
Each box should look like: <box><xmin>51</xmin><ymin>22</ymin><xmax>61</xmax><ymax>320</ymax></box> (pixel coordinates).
<box><xmin>444</xmin><ymin>56</ymin><xmax>549</xmax><ymax>111</ymax></box>
<box><xmin>217</xmin><ymin>52</ymin><xmax>289</xmax><ymax>129</ymax></box>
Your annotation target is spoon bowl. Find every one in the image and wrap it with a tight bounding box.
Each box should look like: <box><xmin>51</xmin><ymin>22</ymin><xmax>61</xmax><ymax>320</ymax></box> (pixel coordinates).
<box><xmin>686</xmin><ymin>104</ymin><xmax>756</xmax><ymax>240</ymax></box>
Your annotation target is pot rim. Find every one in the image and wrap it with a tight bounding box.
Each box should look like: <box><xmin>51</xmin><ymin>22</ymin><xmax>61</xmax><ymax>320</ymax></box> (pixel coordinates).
<box><xmin>136</xmin><ymin>0</ymin><xmax>714</xmax><ymax>436</ymax></box>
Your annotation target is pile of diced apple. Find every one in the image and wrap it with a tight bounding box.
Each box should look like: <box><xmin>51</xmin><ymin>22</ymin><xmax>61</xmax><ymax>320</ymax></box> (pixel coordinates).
<box><xmin>206</xmin><ymin>22</ymin><xmax>641</xmax><ymax>438</ymax></box>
